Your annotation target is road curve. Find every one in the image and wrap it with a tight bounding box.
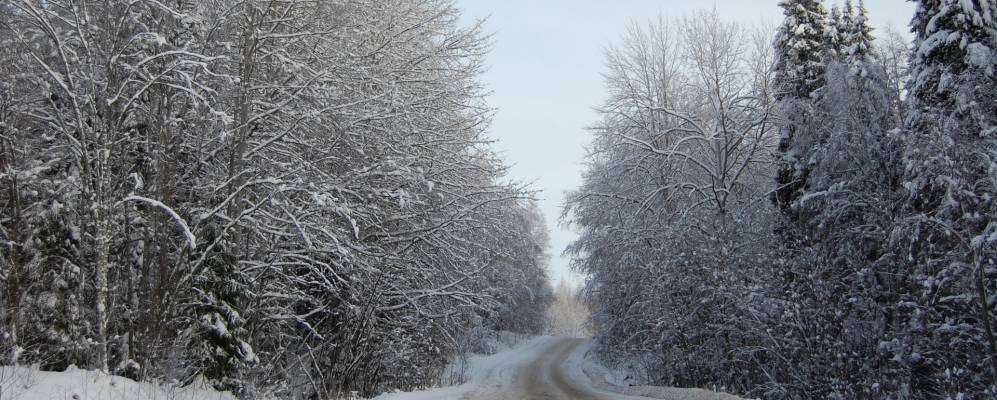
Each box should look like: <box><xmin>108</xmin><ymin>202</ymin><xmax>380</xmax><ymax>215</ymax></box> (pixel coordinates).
<box><xmin>376</xmin><ymin>336</ymin><xmax>742</xmax><ymax>400</ymax></box>
<box><xmin>465</xmin><ymin>337</ymin><xmax>649</xmax><ymax>400</ymax></box>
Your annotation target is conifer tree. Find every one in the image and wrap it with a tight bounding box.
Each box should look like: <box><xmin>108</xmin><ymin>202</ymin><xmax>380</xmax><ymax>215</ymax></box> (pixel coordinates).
<box><xmin>843</xmin><ymin>0</ymin><xmax>855</xmax><ymax>36</ymax></box>
<box><xmin>773</xmin><ymin>0</ymin><xmax>830</xmax><ymax>100</ymax></box>
<box><xmin>847</xmin><ymin>0</ymin><xmax>875</xmax><ymax>65</ymax></box>
<box><xmin>889</xmin><ymin>0</ymin><xmax>997</xmax><ymax>396</ymax></box>
<box><xmin>825</xmin><ymin>5</ymin><xmax>848</xmax><ymax>62</ymax></box>
<box><xmin>772</xmin><ymin>0</ymin><xmax>829</xmax><ymax>221</ymax></box>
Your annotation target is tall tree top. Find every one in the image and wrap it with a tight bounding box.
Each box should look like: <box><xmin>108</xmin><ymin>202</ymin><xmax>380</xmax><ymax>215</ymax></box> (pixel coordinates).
<box><xmin>774</xmin><ymin>0</ymin><xmax>830</xmax><ymax>99</ymax></box>
<box><xmin>843</xmin><ymin>0</ymin><xmax>855</xmax><ymax>29</ymax></box>
<box><xmin>826</xmin><ymin>5</ymin><xmax>848</xmax><ymax>61</ymax></box>
<box><xmin>909</xmin><ymin>0</ymin><xmax>997</xmax><ymax>110</ymax></box>
<box><xmin>847</xmin><ymin>0</ymin><xmax>875</xmax><ymax>64</ymax></box>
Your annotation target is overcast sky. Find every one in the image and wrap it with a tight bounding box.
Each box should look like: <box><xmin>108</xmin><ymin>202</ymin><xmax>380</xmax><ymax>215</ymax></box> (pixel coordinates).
<box><xmin>456</xmin><ymin>0</ymin><xmax>916</xmax><ymax>287</ymax></box>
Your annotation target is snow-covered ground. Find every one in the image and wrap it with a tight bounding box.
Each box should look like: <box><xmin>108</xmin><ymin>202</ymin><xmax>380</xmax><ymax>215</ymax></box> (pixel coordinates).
<box><xmin>0</xmin><ymin>365</ymin><xmax>237</xmax><ymax>400</ymax></box>
<box><xmin>0</xmin><ymin>338</ymin><xmax>746</xmax><ymax>400</ymax></box>
<box><xmin>374</xmin><ymin>336</ymin><xmax>552</xmax><ymax>400</ymax></box>
<box><xmin>574</xmin><ymin>341</ymin><xmax>748</xmax><ymax>400</ymax></box>
<box><xmin>376</xmin><ymin>336</ymin><xmax>749</xmax><ymax>400</ymax></box>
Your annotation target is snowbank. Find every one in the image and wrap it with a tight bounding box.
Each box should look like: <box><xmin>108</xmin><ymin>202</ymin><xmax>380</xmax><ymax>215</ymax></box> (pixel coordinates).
<box><xmin>571</xmin><ymin>342</ymin><xmax>751</xmax><ymax>400</ymax></box>
<box><xmin>0</xmin><ymin>365</ymin><xmax>237</xmax><ymax>400</ymax></box>
<box><xmin>374</xmin><ymin>336</ymin><xmax>549</xmax><ymax>400</ymax></box>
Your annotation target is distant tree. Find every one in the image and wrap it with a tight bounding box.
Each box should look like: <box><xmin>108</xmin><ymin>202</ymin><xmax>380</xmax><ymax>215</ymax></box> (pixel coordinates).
<box><xmin>825</xmin><ymin>5</ymin><xmax>849</xmax><ymax>62</ymax></box>
<box><xmin>876</xmin><ymin>25</ymin><xmax>912</xmax><ymax>122</ymax></box>
<box><xmin>846</xmin><ymin>0</ymin><xmax>875</xmax><ymax>69</ymax></box>
<box><xmin>546</xmin><ymin>280</ymin><xmax>590</xmax><ymax>338</ymax></box>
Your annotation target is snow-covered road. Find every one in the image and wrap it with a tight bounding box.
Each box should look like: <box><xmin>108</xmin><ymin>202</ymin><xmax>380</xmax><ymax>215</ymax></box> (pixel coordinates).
<box><xmin>480</xmin><ymin>337</ymin><xmax>630</xmax><ymax>399</ymax></box>
<box><xmin>377</xmin><ymin>337</ymin><xmax>745</xmax><ymax>400</ymax></box>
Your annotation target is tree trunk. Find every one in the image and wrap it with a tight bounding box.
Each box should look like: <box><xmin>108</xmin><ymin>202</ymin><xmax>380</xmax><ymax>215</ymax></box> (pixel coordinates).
<box><xmin>974</xmin><ymin>243</ymin><xmax>997</xmax><ymax>388</ymax></box>
<box><xmin>94</xmin><ymin>210</ymin><xmax>111</xmax><ymax>371</ymax></box>
<box><xmin>1</xmin><ymin>137</ymin><xmax>22</xmax><ymax>365</ymax></box>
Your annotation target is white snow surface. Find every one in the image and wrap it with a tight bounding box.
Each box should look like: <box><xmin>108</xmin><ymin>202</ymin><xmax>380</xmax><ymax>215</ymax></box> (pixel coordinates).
<box><xmin>0</xmin><ymin>365</ymin><xmax>237</xmax><ymax>400</ymax></box>
<box><xmin>0</xmin><ymin>338</ymin><xmax>750</xmax><ymax>400</ymax></box>
<box><xmin>575</xmin><ymin>341</ymin><xmax>750</xmax><ymax>400</ymax></box>
<box><xmin>375</xmin><ymin>336</ymin><xmax>551</xmax><ymax>400</ymax></box>
<box><xmin>375</xmin><ymin>336</ymin><xmax>750</xmax><ymax>400</ymax></box>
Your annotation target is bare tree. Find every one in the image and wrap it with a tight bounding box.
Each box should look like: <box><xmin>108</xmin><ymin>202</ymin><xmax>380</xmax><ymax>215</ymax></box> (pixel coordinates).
<box><xmin>0</xmin><ymin>0</ymin><xmax>553</xmax><ymax>398</ymax></box>
<box><xmin>565</xmin><ymin>10</ymin><xmax>779</xmax><ymax>391</ymax></box>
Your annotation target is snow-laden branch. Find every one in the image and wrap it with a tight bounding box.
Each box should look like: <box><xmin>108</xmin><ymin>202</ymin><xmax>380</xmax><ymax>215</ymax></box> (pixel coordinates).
<box><xmin>118</xmin><ymin>195</ymin><xmax>197</xmax><ymax>250</ymax></box>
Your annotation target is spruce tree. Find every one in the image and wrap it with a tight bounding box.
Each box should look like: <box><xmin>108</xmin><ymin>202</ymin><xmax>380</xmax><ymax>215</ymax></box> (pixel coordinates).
<box><xmin>825</xmin><ymin>5</ymin><xmax>848</xmax><ymax>62</ymax></box>
<box><xmin>846</xmin><ymin>0</ymin><xmax>875</xmax><ymax>65</ymax></box>
<box><xmin>772</xmin><ymin>0</ymin><xmax>829</xmax><ymax>220</ymax></box>
<box><xmin>773</xmin><ymin>0</ymin><xmax>830</xmax><ymax>100</ymax></box>
<box><xmin>843</xmin><ymin>0</ymin><xmax>855</xmax><ymax>36</ymax></box>
<box><xmin>890</xmin><ymin>0</ymin><xmax>997</xmax><ymax>396</ymax></box>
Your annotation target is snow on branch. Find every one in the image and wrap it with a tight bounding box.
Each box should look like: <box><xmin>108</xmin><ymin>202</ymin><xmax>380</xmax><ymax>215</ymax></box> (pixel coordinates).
<box><xmin>118</xmin><ymin>195</ymin><xmax>197</xmax><ymax>250</ymax></box>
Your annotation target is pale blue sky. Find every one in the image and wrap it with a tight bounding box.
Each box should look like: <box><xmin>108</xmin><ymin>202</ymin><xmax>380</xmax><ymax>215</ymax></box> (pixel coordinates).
<box><xmin>456</xmin><ymin>0</ymin><xmax>915</xmax><ymax>287</ymax></box>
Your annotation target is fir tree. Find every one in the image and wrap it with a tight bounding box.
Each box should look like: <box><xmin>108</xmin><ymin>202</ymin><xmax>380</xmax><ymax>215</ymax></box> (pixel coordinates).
<box><xmin>773</xmin><ymin>0</ymin><xmax>830</xmax><ymax>100</ymax></box>
<box><xmin>772</xmin><ymin>0</ymin><xmax>829</xmax><ymax>221</ymax></box>
<box><xmin>846</xmin><ymin>0</ymin><xmax>875</xmax><ymax>66</ymax></box>
<box><xmin>889</xmin><ymin>0</ymin><xmax>997</xmax><ymax>396</ymax></box>
<box><xmin>843</xmin><ymin>0</ymin><xmax>855</xmax><ymax>36</ymax></box>
<box><xmin>825</xmin><ymin>5</ymin><xmax>848</xmax><ymax>62</ymax></box>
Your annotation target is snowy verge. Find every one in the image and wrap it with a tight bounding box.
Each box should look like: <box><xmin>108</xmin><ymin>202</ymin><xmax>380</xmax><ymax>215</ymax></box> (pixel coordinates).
<box><xmin>373</xmin><ymin>336</ymin><xmax>552</xmax><ymax>400</ymax></box>
<box><xmin>570</xmin><ymin>342</ymin><xmax>752</xmax><ymax>400</ymax></box>
<box><xmin>0</xmin><ymin>365</ymin><xmax>237</xmax><ymax>400</ymax></box>
<box><xmin>371</xmin><ymin>336</ymin><xmax>753</xmax><ymax>400</ymax></box>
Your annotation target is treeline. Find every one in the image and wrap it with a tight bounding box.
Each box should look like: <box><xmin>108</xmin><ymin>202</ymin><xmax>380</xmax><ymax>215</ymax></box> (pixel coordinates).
<box><xmin>0</xmin><ymin>0</ymin><xmax>552</xmax><ymax>398</ymax></box>
<box><xmin>545</xmin><ymin>280</ymin><xmax>590</xmax><ymax>338</ymax></box>
<box><xmin>566</xmin><ymin>1</ymin><xmax>996</xmax><ymax>399</ymax></box>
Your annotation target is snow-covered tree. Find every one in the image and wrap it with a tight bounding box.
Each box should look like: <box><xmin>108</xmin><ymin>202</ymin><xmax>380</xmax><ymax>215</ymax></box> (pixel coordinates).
<box><xmin>566</xmin><ymin>1</ymin><xmax>995</xmax><ymax>398</ymax></box>
<box><xmin>846</xmin><ymin>0</ymin><xmax>876</xmax><ymax>69</ymax></box>
<box><xmin>774</xmin><ymin>0</ymin><xmax>829</xmax><ymax>100</ymax></box>
<box><xmin>772</xmin><ymin>0</ymin><xmax>828</xmax><ymax>220</ymax></box>
<box><xmin>0</xmin><ymin>0</ymin><xmax>553</xmax><ymax>398</ymax></box>
<box><xmin>843</xmin><ymin>0</ymin><xmax>856</xmax><ymax>39</ymax></box>
<box><xmin>565</xmin><ymin>10</ymin><xmax>780</xmax><ymax>394</ymax></box>
<box><xmin>780</xmin><ymin>58</ymin><xmax>904</xmax><ymax>398</ymax></box>
<box><xmin>876</xmin><ymin>25</ymin><xmax>913</xmax><ymax>122</ymax></box>
<box><xmin>825</xmin><ymin>5</ymin><xmax>849</xmax><ymax>62</ymax></box>
<box><xmin>887</xmin><ymin>0</ymin><xmax>997</xmax><ymax>397</ymax></box>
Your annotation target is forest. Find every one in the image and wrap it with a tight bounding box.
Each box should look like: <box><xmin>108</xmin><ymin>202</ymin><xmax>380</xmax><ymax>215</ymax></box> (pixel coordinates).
<box><xmin>0</xmin><ymin>0</ymin><xmax>552</xmax><ymax>398</ymax></box>
<box><xmin>1</xmin><ymin>0</ymin><xmax>996</xmax><ymax>399</ymax></box>
<box><xmin>566</xmin><ymin>0</ymin><xmax>997</xmax><ymax>398</ymax></box>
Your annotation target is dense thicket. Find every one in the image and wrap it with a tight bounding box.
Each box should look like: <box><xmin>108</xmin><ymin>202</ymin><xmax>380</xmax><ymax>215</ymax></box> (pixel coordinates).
<box><xmin>567</xmin><ymin>0</ymin><xmax>997</xmax><ymax>398</ymax></box>
<box><xmin>0</xmin><ymin>0</ymin><xmax>552</xmax><ymax>398</ymax></box>
<box><xmin>565</xmin><ymin>9</ymin><xmax>781</xmax><ymax>392</ymax></box>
